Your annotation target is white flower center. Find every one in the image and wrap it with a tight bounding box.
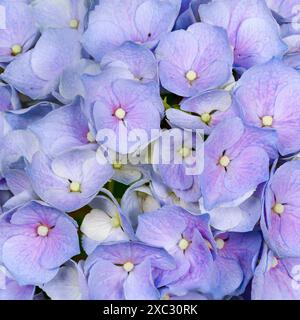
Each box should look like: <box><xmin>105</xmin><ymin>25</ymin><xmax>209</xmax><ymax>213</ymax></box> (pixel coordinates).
<box><xmin>69</xmin><ymin>19</ymin><xmax>79</xmax><ymax>29</ymax></box>
<box><xmin>216</xmin><ymin>238</ymin><xmax>225</xmax><ymax>250</ymax></box>
<box><xmin>114</xmin><ymin>108</ymin><xmax>126</xmax><ymax>120</ymax></box>
<box><xmin>11</xmin><ymin>44</ymin><xmax>22</xmax><ymax>56</ymax></box>
<box><xmin>69</xmin><ymin>181</ymin><xmax>81</xmax><ymax>193</ymax></box>
<box><xmin>273</xmin><ymin>203</ymin><xmax>284</xmax><ymax>215</ymax></box>
<box><xmin>87</xmin><ymin>131</ymin><xmax>95</xmax><ymax>143</ymax></box>
<box><xmin>178</xmin><ymin>238</ymin><xmax>189</xmax><ymax>251</ymax></box>
<box><xmin>185</xmin><ymin>70</ymin><xmax>197</xmax><ymax>82</ymax></box>
<box><xmin>262</xmin><ymin>115</ymin><xmax>273</xmax><ymax>127</ymax></box>
<box><xmin>123</xmin><ymin>261</ymin><xmax>134</xmax><ymax>272</ymax></box>
<box><xmin>37</xmin><ymin>225</ymin><xmax>49</xmax><ymax>237</ymax></box>
<box><xmin>219</xmin><ymin>155</ymin><xmax>230</xmax><ymax>167</ymax></box>
<box><xmin>113</xmin><ymin>161</ymin><xmax>123</xmax><ymax>170</ymax></box>
<box><xmin>111</xmin><ymin>214</ymin><xmax>121</xmax><ymax>228</ymax></box>
<box><xmin>201</xmin><ymin>113</ymin><xmax>211</xmax><ymax>124</ymax></box>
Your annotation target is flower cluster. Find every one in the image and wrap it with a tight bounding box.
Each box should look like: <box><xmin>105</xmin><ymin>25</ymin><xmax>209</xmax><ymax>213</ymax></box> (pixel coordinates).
<box><xmin>0</xmin><ymin>0</ymin><xmax>300</xmax><ymax>300</ymax></box>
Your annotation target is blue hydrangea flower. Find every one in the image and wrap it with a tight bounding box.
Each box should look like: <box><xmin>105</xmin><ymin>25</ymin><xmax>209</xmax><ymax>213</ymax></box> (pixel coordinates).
<box><xmin>156</xmin><ymin>22</ymin><xmax>233</xmax><ymax>97</ymax></box>
<box><xmin>201</xmin><ymin>117</ymin><xmax>275</xmax><ymax>210</ymax></box>
<box><xmin>252</xmin><ymin>245</ymin><xmax>300</xmax><ymax>300</ymax></box>
<box><xmin>0</xmin><ymin>201</ymin><xmax>80</xmax><ymax>285</ymax></box>
<box><xmin>31</xmin><ymin>0</ymin><xmax>88</xmax><ymax>33</ymax></box>
<box><xmin>0</xmin><ymin>265</ymin><xmax>35</xmax><ymax>300</ymax></box>
<box><xmin>27</xmin><ymin>150</ymin><xmax>113</xmax><ymax>212</ymax></box>
<box><xmin>166</xmin><ymin>89</ymin><xmax>234</xmax><ymax>134</ymax></box>
<box><xmin>2</xmin><ymin>28</ymin><xmax>81</xmax><ymax>99</ymax></box>
<box><xmin>82</xmin><ymin>71</ymin><xmax>163</xmax><ymax>154</ymax></box>
<box><xmin>234</xmin><ymin>59</ymin><xmax>300</xmax><ymax>156</ymax></box>
<box><xmin>262</xmin><ymin>160</ymin><xmax>300</xmax><ymax>258</ymax></box>
<box><xmin>199</xmin><ymin>0</ymin><xmax>287</xmax><ymax>71</ymax></box>
<box><xmin>136</xmin><ymin>205</ymin><xmax>216</xmax><ymax>295</ymax></box>
<box><xmin>82</xmin><ymin>0</ymin><xmax>181</xmax><ymax>60</ymax></box>
<box><xmin>0</xmin><ymin>0</ymin><xmax>39</xmax><ymax>64</ymax></box>
<box><xmin>84</xmin><ymin>241</ymin><xmax>175</xmax><ymax>300</ymax></box>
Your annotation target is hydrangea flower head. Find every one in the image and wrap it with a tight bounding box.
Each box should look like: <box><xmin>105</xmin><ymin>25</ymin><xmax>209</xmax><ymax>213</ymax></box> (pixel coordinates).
<box><xmin>82</xmin><ymin>0</ymin><xmax>181</xmax><ymax>60</ymax></box>
<box><xmin>0</xmin><ymin>201</ymin><xmax>80</xmax><ymax>285</ymax></box>
<box><xmin>156</xmin><ymin>22</ymin><xmax>233</xmax><ymax>97</ymax></box>
<box><xmin>199</xmin><ymin>0</ymin><xmax>287</xmax><ymax>71</ymax></box>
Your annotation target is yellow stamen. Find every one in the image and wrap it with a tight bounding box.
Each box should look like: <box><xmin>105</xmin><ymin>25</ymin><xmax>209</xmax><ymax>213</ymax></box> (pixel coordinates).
<box><xmin>262</xmin><ymin>116</ymin><xmax>273</xmax><ymax>127</ymax></box>
<box><xmin>111</xmin><ymin>214</ymin><xmax>121</xmax><ymax>228</ymax></box>
<box><xmin>273</xmin><ymin>203</ymin><xmax>284</xmax><ymax>215</ymax></box>
<box><xmin>37</xmin><ymin>225</ymin><xmax>49</xmax><ymax>237</ymax></box>
<box><xmin>178</xmin><ymin>238</ymin><xmax>189</xmax><ymax>251</ymax></box>
<box><xmin>114</xmin><ymin>108</ymin><xmax>126</xmax><ymax>120</ymax></box>
<box><xmin>11</xmin><ymin>44</ymin><xmax>22</xmax><ymax>56</ymax></box>
<box><xmin>185</xmin><ymin>70</ymin><xmax>197</xmax><ymax>82</ymax></box>
<box><xmin>69</xmin><ymin>181</ymin><xmax>81</xmax><ymax>193</ymax></box>
<box><xmin>219</xmin><ymin>155</ymin><xmax>230</xmax><ymax>168</ymax></box>
<box><xmin>123</xmin><ymin>261</ymin><xmax>134</xmax><ymax>272</ymax></box>
<box><xmin>69</xmin><ymin>19</ymin><xmax>79</xmax><ymax>29</ymax></box>
<box><xmin>113</xmin><ymin>161</ymin><xmax>123</xmax><ymax>170</ymax></box>
<box><xmin>216</xmin><ymin>238</ymin><xmax>225</xmax><ymax>250</ymax></box>
<box><xmin>201</xmin><ymin>113</ymin><xmax>211</xmax><ymax>124</ymax></box>
<box><xmin>87</xmin><ymin>131</ymin><xmax>95</xmax><ymax>143</ymax></box>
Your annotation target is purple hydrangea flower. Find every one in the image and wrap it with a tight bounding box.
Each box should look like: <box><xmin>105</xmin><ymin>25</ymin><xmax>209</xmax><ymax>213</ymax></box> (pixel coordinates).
<box><xmin>199</xmin><ymin>0</ymin><xmax>287</xmax><ymax>71</ymax></box>
<box><xmin>82</xmin><ymin>71</ymin><xmax>163</xmax><ymax>154</ymax></box>
<box><xmin>2</xmin><ymin>28</ymin><xmax>81</xmax><ymax>99</ymax></box>
<box><xmin>100</xmin><ymin>42</ymin><xmax>158</xmax><ymax>84</ymax></box>
<box><xmin>84</xmin><ymin>241</ymin><xmax>175</xmax><ymax>300</ymax></box>
<box><xmin>0</xmin><ymin>265</ymin><xmax>35</xmax><ymax>300</ymax></box>
<box><xmin>166</xmin><ymin>89</ymin><xmax>234</xmax><ymax>135</ymax></box>
<box><xmin>234</xmin><ymin>59</ymin><xmax>300</xmax><ymax>156</ymax></box>
<box><xmin>136</xmin><ymin>205</ymin><xmax>216</xmax><ymax>295</ymax></box>
<box><xmin>82</xmin><ymin>0</ymin><xmax>181</xmax><ymax>61</ymax></box>
<box><xmin>201</xmin><ymin>117</ymin><xmax>275</xmax><ymax>210</ymax></box>
<box><xmin>152</xmin><ymin>128</ymin><xmax>203</xmax><ymax>203</ymax></box>
<box><xmin>0</xmin><ymin>0</ymin><xmax>39</xmax><ymax>63</ymax></box>
<box><xmin>262</xmin><ymin>160</ymin><xmax>300</xmax><ymax>258</ymax></box>
<box><xmin>155</xmin><ymin>22</ymin><xmax>233</xmax><ymax>97</ymax></box>
<box><xmin>31</xmin><ymin>0</ymin><xmax>88</xmax><ymax>32</ymax></box>
<box><xmin>208</xmin><ymin>231</ymin><xmax>261</xmax><ymax>299</ymax></box>
<box><xmin>266</xmin><ymin>0</ymin><xmax>300</xmax><ymax>69</ymax></box>
<box><xmin>29</xmin><ymin>99</ymin><xmax>96</xmax><ymax>158</ymax></box>
<box><xmin>0</xmin><ymin>201</ymin><xmax>80</xmax><ymax>285</ymax></box>
<box><xmin>27</xmin><ymin>149</ymin><xmax>113</xmax><ymax>212</ymax></box>
<box><xmin>252</xmin><ymin>245</ymin><xmax>300</xmax><ymax>300</ymax></box>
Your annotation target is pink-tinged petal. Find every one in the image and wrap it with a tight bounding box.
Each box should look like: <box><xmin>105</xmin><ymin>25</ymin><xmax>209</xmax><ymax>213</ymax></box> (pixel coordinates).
<box><xmin>2</xmin><ymin>235</ymin><xmax>57</xmax><ymax>285</ymax></box>
<box><xmin>40</xmin><ymin>216</ymin><xmax>79</xmax><ymax>269</ymax></box>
